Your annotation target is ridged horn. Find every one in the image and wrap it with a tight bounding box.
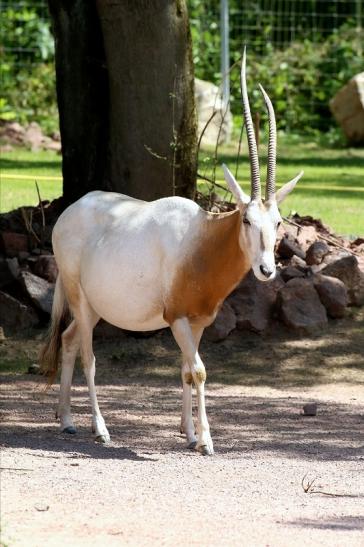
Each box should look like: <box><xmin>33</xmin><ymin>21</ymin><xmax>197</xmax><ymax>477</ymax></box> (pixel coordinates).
<box><xmin>258</xmin><ymin>84</ymin><xmax>277</xmax><ymax>200</ymax></box>
<box><xmin>241</xmin><ymin>47</ymin><xmax>261</xmax><ymax>200</ymax></box>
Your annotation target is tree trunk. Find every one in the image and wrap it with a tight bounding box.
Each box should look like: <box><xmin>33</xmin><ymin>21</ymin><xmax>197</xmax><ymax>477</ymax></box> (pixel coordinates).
<box><xmin>49</xmin><ymin>0</ymin><xmax>197</xmax><ymax>205</ymax></box>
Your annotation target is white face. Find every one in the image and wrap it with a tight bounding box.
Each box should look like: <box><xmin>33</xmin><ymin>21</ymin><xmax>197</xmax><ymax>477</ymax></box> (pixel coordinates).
<box><xmin>239</xmin><ymin>200</ymin><xmax>282</xmax><ymax>282</ymax></box>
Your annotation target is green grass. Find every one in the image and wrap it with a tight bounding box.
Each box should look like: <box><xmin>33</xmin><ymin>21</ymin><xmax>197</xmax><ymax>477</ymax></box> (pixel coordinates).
<box><xmin>0</xmin><ymin>148</ymin><xmax>62</xmax><ymax>211</ymax></box>
<box><xmin>1</xmin><ymin>137</ymin><xmax>363</xmax><ymax>236</ymax></box>
<box><xmin>199</xmin><ymin>134</ymin><xmax>364</xmax><ymax>237</ymax></box>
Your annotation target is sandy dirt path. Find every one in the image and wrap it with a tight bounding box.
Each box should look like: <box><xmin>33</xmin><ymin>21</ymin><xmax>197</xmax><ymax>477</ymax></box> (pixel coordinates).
<box><xmin>1</xmin><ymin>311</ymin><xmax>364</xmax><ymax>546</ymax></box>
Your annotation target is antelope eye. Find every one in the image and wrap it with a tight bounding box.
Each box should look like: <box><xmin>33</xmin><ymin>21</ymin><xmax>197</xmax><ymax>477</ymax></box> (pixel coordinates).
<box><xmin>243</xmin><ymin>217</ymin><xmax>251</xmax><ymax>225</ymax></box>
<box><xmin>277</xmin><ymin>221</ymin><xmax>282</xmax><ymax>228</ymax></box>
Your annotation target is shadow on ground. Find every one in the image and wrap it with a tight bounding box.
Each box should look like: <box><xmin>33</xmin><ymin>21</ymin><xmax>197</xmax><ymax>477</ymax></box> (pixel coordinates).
<box><xmin>1</xmin><ymin>309</ymin><xmax>363</xmax><ymax>464</ymax></box>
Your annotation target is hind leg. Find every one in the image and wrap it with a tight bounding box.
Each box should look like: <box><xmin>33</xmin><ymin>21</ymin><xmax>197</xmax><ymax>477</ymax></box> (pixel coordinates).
<box><xmin>57</xmin><ymin>319</ymin><xmax>79</xmax><ymax>434</ymax></box>
<box><xmin>180</xmin><ymin>326</ymin><xmax>203</xmax><ymax>447</ymax></box>
<box><xmin>73</xmin><ymin>290</ymin><xmax>109</xmax><ymax>443</ymax></box>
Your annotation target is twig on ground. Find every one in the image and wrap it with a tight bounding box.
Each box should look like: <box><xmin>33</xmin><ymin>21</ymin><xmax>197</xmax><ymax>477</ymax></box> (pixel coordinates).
<box><xmin>301</xmin><ymin>474</ymin><xmax>360</xmax><ymax>497</ymax></box>
<box><xmin>21</xmin><ymin>207</ymin><xmax>40</xmax><ymax>243</ymax></box>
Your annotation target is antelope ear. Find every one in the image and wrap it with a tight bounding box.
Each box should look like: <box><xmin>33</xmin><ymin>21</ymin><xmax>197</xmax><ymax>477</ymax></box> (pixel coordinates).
<box><xmin>222</xmin><ymin>164</ymin><xmax>251</xmax><ymax>206</ymax></box>
<box><xmin>275</xmin><ymin>171</ymin><xmax>304</xmax><ymax>204</ymax></box>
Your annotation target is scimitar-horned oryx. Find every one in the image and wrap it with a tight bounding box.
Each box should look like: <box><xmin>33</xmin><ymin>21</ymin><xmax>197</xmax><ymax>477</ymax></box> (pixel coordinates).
<box><xmin>40</xmin><ymin>49</ymin><xmax>303</xmax><ymax>455</ymax></box>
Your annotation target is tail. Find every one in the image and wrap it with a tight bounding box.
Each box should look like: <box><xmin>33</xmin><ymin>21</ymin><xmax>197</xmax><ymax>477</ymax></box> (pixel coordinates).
<box><xmin>39</xmin><ymin>276</ymin><xmax>70</xmax><ymax>384</ymax></box>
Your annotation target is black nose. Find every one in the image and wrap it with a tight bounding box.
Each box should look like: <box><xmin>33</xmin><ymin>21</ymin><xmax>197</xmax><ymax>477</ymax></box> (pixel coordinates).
<box><xmin>260</xmin><ymin>265</ymin><xmax>272</xmax><ymax>278</ymax></box>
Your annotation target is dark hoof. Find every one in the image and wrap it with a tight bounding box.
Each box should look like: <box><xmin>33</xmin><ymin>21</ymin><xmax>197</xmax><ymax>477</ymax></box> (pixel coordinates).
<box><xmin>62</xmin><ymin>426</ymin><xmax>76</xmax><ymax>435</ymax></box>
<box><xmin>187</xmin><ymin>441</ymin><xmax>197</xmax><ymax>450</ymax></box>
<box><xmin>95</xmin><ymin>435</ymin><xmax>110</xmax><ymax>444</ymax></box>
<box><xmin>199</xmin><ymin>445</ymin><xmax>214</xmax><ymax>456</ymax></box>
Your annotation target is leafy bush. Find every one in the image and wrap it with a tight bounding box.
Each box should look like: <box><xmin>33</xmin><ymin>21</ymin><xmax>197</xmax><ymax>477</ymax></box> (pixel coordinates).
<box><xmin>0</xmin><ymin>2</ymin><xmax>57</xmax><ymax>133</ymax></box>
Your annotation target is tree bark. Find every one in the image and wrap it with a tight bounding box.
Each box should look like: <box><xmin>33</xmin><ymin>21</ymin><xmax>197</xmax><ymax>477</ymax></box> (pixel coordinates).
<box><xmin>48</xmin><ymin>0</ymin><xmax>109</xmax><ymax>205</ymax></box>
<box><xmin>49</xmin><ymin>0</ymin><xmax>197</xmax><ymax>205</ymax></box>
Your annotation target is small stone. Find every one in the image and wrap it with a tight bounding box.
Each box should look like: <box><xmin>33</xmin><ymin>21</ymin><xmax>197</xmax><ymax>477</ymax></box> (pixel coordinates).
<box><xmin>302</xmin><ymin>403</ymin><xmax>317</xmax><ymax>416</ymax></box>
<box><xmin>305</xmin><ymin>241</ymin><xmax>329</xmax><ymax>265</ymax></box>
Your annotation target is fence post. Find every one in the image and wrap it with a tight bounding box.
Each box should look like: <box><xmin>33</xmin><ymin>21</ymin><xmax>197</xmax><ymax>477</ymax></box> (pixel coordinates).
<box><xmin>220</xmin><ymin>0</ymin><xmax>230</xmax><ymax>107</ymax></box>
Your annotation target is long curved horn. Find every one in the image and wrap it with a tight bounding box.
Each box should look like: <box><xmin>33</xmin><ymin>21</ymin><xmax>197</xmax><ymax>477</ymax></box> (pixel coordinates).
<box><xmin>258</xmin><ymin>84</ymin><xmax>277</xmax><ymax>200</ymax></box>
<box><xmin>241</xmin><ymin>47</ymin><xmax>261</xmax><ymax>200</ymax></box>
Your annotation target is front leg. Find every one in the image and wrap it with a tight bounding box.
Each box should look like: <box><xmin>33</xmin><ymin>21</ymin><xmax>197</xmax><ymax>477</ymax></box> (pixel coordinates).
<box><xmin>171</xmin><ymin>319</ymin><xmax>214</xmax><ymax>456</ymax></box>
<box><xmin>180</xmin><ymin>363</ymin><xmax>197</xmax><ymax>447</ymax></box>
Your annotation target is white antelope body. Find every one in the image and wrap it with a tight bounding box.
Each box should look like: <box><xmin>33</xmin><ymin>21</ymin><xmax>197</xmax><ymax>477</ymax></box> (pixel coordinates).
<box><xmin>40</xmin><ymin>50</ymin><xmax>302</xmax><ymax>455</ymax></box>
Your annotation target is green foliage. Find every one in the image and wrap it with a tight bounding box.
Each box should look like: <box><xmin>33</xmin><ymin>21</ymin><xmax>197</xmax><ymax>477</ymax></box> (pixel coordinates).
<box><xmin>0</xmin><ymin>2</ymin><xmax>57</xmax><ymax>133</ymax></box>
<box><xmin>189</xmin><ymin>0</ymin><xmax>364</xmax><ymax>134</ymax></box>
<box><xmin>241</xmin><ymin>24</ymin><xmax>364</xmax><ymax>133</ymax></box>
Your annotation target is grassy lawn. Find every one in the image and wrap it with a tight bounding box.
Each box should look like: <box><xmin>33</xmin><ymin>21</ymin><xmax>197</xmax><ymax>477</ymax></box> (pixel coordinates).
<box><xmin>199</xmin><ymin>134</ymin><xmax>364</xmax><ymax>237</ymax></box>
<box><xmin>0</xmin><ymin>148</ymin><xmax>62</xmax><ymax>211</ymax></box>
<box><xmin>1</xmin><ymin>136</ymin><xmax>363</xmax><ymax>236</ymax></box>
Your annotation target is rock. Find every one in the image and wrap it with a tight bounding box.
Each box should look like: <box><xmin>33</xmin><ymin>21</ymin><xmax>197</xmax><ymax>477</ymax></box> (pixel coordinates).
<box><xmin>277</xmin><ymin>278</ymin><xmax>328</xmax><ymax>334</ymax></box>
<box><xmin>195</xmin><ymin>78</ymin><xmax>233</xmax><ymax>146</ymax></box>
<box><xmin>33</xmin><ymin>255</ymin><xmax>58</xmax><ymax>283</ymax></box>
<box><xmin>305</xmin><ymin>241</ymin><xmax>329</xmax><ymax>265</ymax></box>
<box><xmin>0</xmin><ymin>258</ymin><xmax>15</xmax><ymax>288</ymax></box>
<box><xmin>330</xmin><ymin>72</ymin><xmax>364</xmax><ymax>144</ymax></box>
<box><xmin>204</xmin><ymin>301</ymin><xmax>236</xmax><ymax>342</ymax></box>
<box><xmin>289</xmin><ymin>255</ymin><xmax>309</xmax><ymax>270</ymax></box>
<box><xmin>302</xmin><ymin>403</ymin><xmax>317</xmax><ymax>416</ymax></box>
<box><xmin>24</xmin><ymin>122</ymin><xmax>43</xmax><ymax>151</ymax></box>
<box><xmin>321</xmin><ymin>255</ymin><xmax>364</xmax><ymax>306</ymax></box>
<box><xmin>0</xmin><ymin>232</ymin><xmax>29</xmax><ymax>256</ymax></box>
<box><xmin>296</xmin><ymin>226</ymin><xmax>318</xmax><ymax>252</ymax></box>
<box><xmin>6</xmin><ymin>257</ymin><xmax>20</xmax><ymax>280</ymax></box>
<box><xmin>19</xmin><ymin>271</ymin><xmax>54</xmax><ymax>314</ymax></box>
<box><xmin>280</xmin><ymin>266</ymin><xmax>306</xmax><ymax>282</ymax></box>
<box><xmin>313</xmin><ymin>274</ymin><xmax>348</xmax><ymax>318</ymax></box>
<box><xmin>227</xmin><ymin>270</ymin><xmax>284</xmax><ymax>333</ymax></box>
<box><xmin>0</xmin><ymin>291</ymin><xmax>39</xmax><ymax>330</ymax></box>
<box><xmin>277</xmin><ymin>236</ymin><xmax>305</xmax><ymax>260</ymax></box>
<box><xmin>28</xmin><ymin>364</ymin><xmax>41</xmax><ymax>374</ymax></box>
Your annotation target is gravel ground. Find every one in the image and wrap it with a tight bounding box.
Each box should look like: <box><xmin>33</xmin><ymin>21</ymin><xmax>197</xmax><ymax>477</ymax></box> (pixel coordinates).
<box><xmin>1</xmin><ymin>311</ymin><xmax>364</xmax><ymax>546</ymax></box>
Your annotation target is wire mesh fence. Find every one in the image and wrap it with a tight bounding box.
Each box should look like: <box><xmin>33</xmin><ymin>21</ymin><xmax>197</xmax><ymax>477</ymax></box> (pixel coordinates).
<box><xmin>190</xmin><ymin>0</ymin><xmax>363</xmax><ymax>133</ymax></box>
<box><xmin>1</xmin><ymin>1</ymin><xmax>363</xmax><ymax>135</ymax></box>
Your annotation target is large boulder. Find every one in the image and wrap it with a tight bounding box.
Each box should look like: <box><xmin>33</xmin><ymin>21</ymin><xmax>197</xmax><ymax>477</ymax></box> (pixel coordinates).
<box><xmin>227</xmin><ymin>270</ymin><xmax>284</xmax><ymax>333</ymax></box>
<box><xmin>0</xmin><ymin>291</ymin><xmax>39</xmax><ymax>330</ymax></box>
<box><xmin>19</xmin><ymin>271</ymin><xmax>54</xmax><ymax>314</ymax></box>
<box><xmin>195</xmin><ymin>78</ymin><xmax>232</xmax><ymax>146</ymax></box>
<box><xmin>204</xmin><ymin>301</ymin><xmax>236</xmax><ymax>342</ymax></box>
<box><xmin>313</xmin><ymin>274</ymin><xmax>348</xmax><ymax>318</ymax></box>
<box><xmin>321</xmin><ymin>255</ymin><xmax>364</xmax><ymax>306</ymax></box>
<box><xmin>277</xmin><ymin>278</ymin><xmax>328</xmax><ymax>334</ymax></box>
<box><xmin>0</xmin><ymin>231</ymin><xmax>29</xmax><ymax>257</ymax></box>
<box><xmin>330</xmin><ymin>72</ymin><xmax>364</xmax><ymax>144</ymax></box>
